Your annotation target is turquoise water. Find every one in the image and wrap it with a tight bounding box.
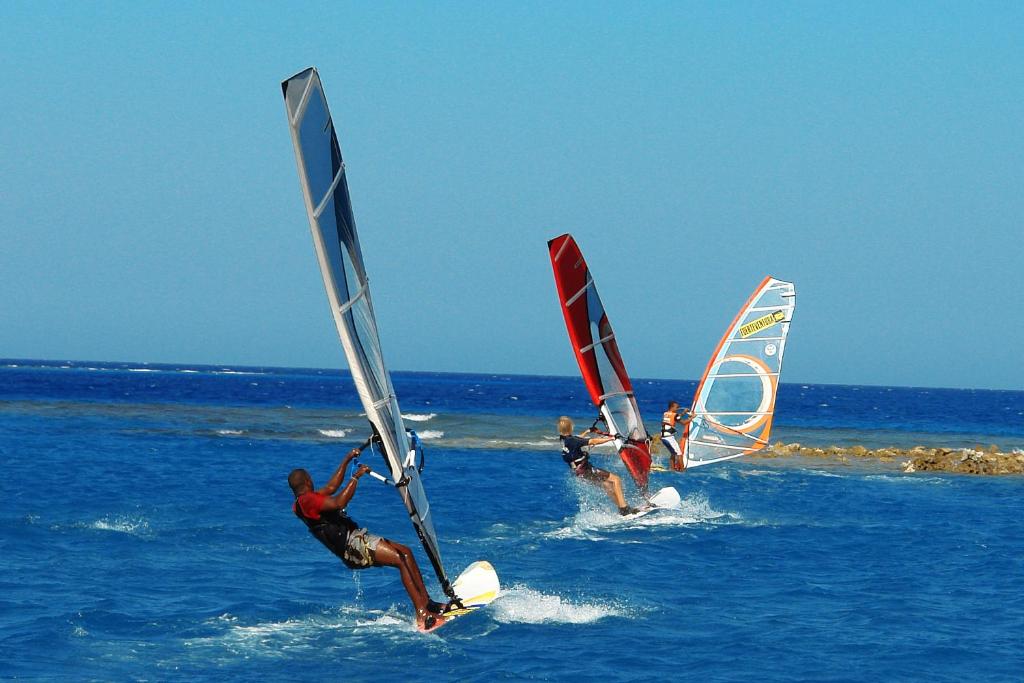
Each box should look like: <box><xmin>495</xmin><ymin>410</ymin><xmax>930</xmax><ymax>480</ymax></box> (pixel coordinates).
<box><xmin>1</xmin><ymin>361</ymin><xmax>1022</xmax><ymax>681</ymax></box>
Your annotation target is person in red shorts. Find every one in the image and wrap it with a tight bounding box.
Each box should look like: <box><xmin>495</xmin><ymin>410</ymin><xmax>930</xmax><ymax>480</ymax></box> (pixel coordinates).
<box><xmin>289</xmin><ymin>448</ymin><xmax>449</xmax><ymax>631</ymax></box>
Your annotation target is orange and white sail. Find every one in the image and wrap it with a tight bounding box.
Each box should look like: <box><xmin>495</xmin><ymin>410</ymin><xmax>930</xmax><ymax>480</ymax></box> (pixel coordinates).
<box><xmin>681</xmin><ymin>277</ymin><xmax>796</xmax><ymax>469</ymax></box>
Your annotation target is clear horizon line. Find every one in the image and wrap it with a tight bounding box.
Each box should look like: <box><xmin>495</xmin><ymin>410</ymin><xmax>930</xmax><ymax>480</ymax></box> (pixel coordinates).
<box><xmin>1</xmin><ymin>356</ymin><xmax>1019</xmax><ymax>394</ymax></box>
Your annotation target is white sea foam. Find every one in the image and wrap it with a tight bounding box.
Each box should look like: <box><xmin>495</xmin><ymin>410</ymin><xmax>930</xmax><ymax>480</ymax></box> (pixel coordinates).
<box><xmin>492</xmin><ymin>585</ymin><xmax>624</xmax><ymax>624</ymax></box>
<box><xmin>127</xmin><ymin>368</ymin><xmax>158</xmax><ymax>373</ymax></box>
<box><xmin>212</xmin><ymin>369</ymin><xmax>260</xmax><ymax>375</ymax></box>
<box><xmin>417</xmin><ymin>430</ymin><xmax>444</xmax><ymax>440</ymax></box>
<box><xmin>185</xmin><ymin>607</ymin><xmax>423</xmax><ymax>656</ymax></box>
<box><xmin>318</xmin><ymin>428</ymin><xmax>351</xmax><ymax>439</ymax></box>
<box><xmin>802</xmin><ymin>469</ymin><xmax>845</xmax><ymax>478</ymax></box>
<box><xmin>402</xmin><ymin>413</ymin><xmax>436</xmax><ymax>422</ymax></box>
<box><xmin>187</xmin><ymin>616</ymin><xmax>339</xmax><ymax>657</ymax></box>
<box><xmin>545</xmin><ymin>491</ymin><xmax>732</xmax><ymax>540</ymax></box>
<box><xmin>216</xmin><ymin>429</ymin><xmax>244</xmax><ymax>436</ymax></box>
<box><xmin>485</xmin><ymin>438</ymin><xmax>557</xmax><ymax>449</ymax></box>
<box><xmin>88</xmin><ymin>516</ymin><xmax>151</xmax><ymax>536</ymax></box>
<box><xmin>865</xmin><ymin>474</ymin><xmax>949</xmax><ymax>485</ymax></box>
<box><xmin>740</xmin><ymin>469</ymin><xmax>783</xmax><ymax>477</ymax></box>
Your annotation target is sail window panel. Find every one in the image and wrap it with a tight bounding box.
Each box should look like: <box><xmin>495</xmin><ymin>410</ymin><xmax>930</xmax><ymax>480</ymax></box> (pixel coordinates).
<box><xmin>754</xmin><ymin>286</ymin><xmax>792</xmax><ymax>310</ymax></box>
<box><xmin>703</xmin><ymin>373</ymin><xmax>766</xmax><ymax>429</ymax></box>
<box><xmin>593</xmin><ymin>340</ymin><xmax>627</xmax><ymax>398</ymax></box>
<box><xmin>319</xmin><ymin>195</ymin><xmax>365</xmax><ymax>302</ymax></box>
<box><xmin>758</xmin><ymin>344</ymin><xmax>785</xmax><ymax>371</ymax></box>
<box><xmin>297</xmin><ymin>88</ymin><xmax>342</xmax><ymax>208</ymax></box>
<box><xmin>405</xmin><ymin>476</ymin><xmax>443</xmax><ymax>564</ymax></box>
<box><xmin>689</xmin><ymin>416</ymin><xmax>755</xmax><ymax>460</ymax></box>
<box><xmin>344</xmin><ymin>298</ymin><xmax>391</xmax><ymax>402</ymax></box>
<box><xmin>604</xmin><ymin>395</ymin><xmax>646</xmax><ymax>442</ymax></box>
<box><xmin>383</xmin><ymin>396</ymin><xmax>408</xmax><ymax>449</ymax></box>
<box><xmin>326</xmin><ymin>176</ymin><xmax>368</xmax><ymax>288</ymax></box>
<box><xmin>284</xmin><ymin>69</ymin><xmax>315</xmax><ymax>119</ymax></box>
<box><xmin>373</xmin><ymin>399</ymin><xmax>408</xmax><ymax>470</ymax></box>
<box><xmin>688</xmin><ymin>433</ymin><xmax>747</xmax><ymax>462</ymax></box>
<box><xmin>585</xmin><ymin>287</ymin><xmax>609</xmax><ymax>359</ymax></box>
<box><xmin>566</xmin><ymin>283</ymin><xmax>603</xmax><ymax>401</ymax></box>
<box><xmin>313</xmin><ymin>202</ymin><xmax>353</xmax><ymax>303</ymax></box>
<box><xmin>586</xmin><ymin>288</ymin><xmax>629</xmax><ymax>398</ymax></box>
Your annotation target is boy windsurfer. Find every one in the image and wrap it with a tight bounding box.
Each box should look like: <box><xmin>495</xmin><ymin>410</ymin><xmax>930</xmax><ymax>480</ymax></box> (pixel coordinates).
<box><xmin>558</xmin><ymin>416</ymin><xmax>639</xmax><ymax>515</ymax></box>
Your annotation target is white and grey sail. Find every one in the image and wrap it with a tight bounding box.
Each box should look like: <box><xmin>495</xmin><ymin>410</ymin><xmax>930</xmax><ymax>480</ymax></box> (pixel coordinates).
<box><xmin>282</xmin><ymin>67</ymin><xmax>451</xmax><ymax>595</ymax></box>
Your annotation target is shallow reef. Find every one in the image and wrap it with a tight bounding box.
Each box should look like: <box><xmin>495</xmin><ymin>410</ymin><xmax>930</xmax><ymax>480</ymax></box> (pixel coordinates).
<box><xmin>757</xmin><ymin>442</ymin><xmax>1024</xmax><ymax>476</ymax></box>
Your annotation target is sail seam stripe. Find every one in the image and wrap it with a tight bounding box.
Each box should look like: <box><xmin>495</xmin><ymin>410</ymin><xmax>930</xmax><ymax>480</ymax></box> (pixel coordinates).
<box><xmin>699</xmin><ymin>411</ymin><xmax>773</xmax><ymax>416</ymax></box>
<box><xmin>336</xmin><ymin>284</ymin><xmax>368</xmax><ymax>316</ymax></box>
<box><xmin>579</xmin><ymin>333</ymin><xmax>615</xmax><ymax>354</ymax></box>
<box><xmin>598</xmin><ymin>390</ymin><xmax>633</xmax><ymax>401</ymax></box>
<box><xmin>291</xmin><ymin>75</ymin><xmax>316</xmax><ymax>126</ymax></box>
<box><xmin>313</xmin><ymin>166</ymin><xmax>346</xmax><ymax>218</ymax></box>
<box><xmin>553</xmin><ymin>237</ymin><xmax>570</xmax><ymax>262</ymax></box>
<box><xmin>746</xmin><ymin>305</ymin><xmax>793</xmax><ymax>313</ymax></box>
<box><xmin>371</xmin><ymin>395</ymin><xmax>395</xmax><ymax>410</ymax></box>
<box><xmin>565</xmin><ymin>278</ymin><xmax>593</xmax><ymax>306</ymax></box>
<box><xmin>693</xmin><ymin>441</ymin><xmax>762</xmax><ymax>452</ymax></box>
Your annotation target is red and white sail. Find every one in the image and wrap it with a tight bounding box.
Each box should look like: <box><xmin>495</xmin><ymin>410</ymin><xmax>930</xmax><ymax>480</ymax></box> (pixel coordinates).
<box><xmin>548</xmin><ymin>233</ymin><xmax>651</xmax><ymax>490</ymax></box>
<box><xmin>681</xmin><ymin>277</ymin><xmax>796</xmax><ymax>468</ymax></box>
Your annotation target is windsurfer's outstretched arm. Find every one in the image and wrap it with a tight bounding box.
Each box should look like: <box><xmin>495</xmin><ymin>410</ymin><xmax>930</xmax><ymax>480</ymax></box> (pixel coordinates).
<box><xmin>318</xmin><ymin>463</ymin><xmax>370</xmax><ymax>512</ymax></box>
<box><xmin>558</xmin><ymin>416</ymin><xmax>638</xmax><ymax>515</ymax></box>
<box><xmin>315</xmin><ymin>448</ymin><xmax>360</xmax><ymax>496</ymax></box>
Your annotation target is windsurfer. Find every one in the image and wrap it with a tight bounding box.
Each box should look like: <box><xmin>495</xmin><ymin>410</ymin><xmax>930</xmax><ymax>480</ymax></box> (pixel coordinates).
<box><xmin>289</xmin><ymin>448</ymin><xmax>450</xmax><ymax>631</ymax></box>
<box><xmin>661</xmin><ymin>401</ymin><xmax>693</xmax><ymax>471</ymax></box>
<box><xmin>558</xmin><ymin>417</ymin><xmax>639</xmax><ymax>515</ymax></box>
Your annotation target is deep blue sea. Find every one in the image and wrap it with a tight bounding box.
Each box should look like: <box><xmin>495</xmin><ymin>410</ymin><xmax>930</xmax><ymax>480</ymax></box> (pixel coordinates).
<box><xmin>2</xmin><ymin>359</ymin><xmax>1023</xmax><ymax>681</ymax></box>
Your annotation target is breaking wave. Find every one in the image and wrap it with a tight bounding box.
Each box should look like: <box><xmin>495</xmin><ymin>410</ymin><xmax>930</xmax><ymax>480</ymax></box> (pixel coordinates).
<box><xmin>402</xmin><ymin>413</ymin><xmax>436</xmax><ymax>422</ymax></box>
<box><xmin>318</xmin><ymin>428</ymin><xmax>352</xmax><ymax>438</ymax></box>
<box><xmin>492</xmin><ymin>585</ymin><xmax>626</xmax><ymax>624</ymax></box>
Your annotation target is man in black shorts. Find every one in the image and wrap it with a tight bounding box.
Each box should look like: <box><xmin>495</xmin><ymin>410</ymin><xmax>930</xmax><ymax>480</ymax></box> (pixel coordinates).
<box><xmin>558</xmin><ymin>416</ymin><xmax>639</xmax><ymax>515</ymax></box>
<box><xmin>289</xmin><ymin>448</ymin><xmax>450</xmax><ymax>631</ymax></box>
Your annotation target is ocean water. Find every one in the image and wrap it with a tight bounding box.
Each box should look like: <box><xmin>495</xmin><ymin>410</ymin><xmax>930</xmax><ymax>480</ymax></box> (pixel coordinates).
<box><xmin>1</xmin><ymin>360</ymin><xmax>1022</xmax><ymax>681</ymax></box>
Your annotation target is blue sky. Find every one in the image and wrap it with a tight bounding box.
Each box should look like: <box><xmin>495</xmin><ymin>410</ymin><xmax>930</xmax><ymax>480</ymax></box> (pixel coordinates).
<box><xmin>1</xmin><ymin>2</ymin><xmax>1021</xmax><ymax>389</ymax></box>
